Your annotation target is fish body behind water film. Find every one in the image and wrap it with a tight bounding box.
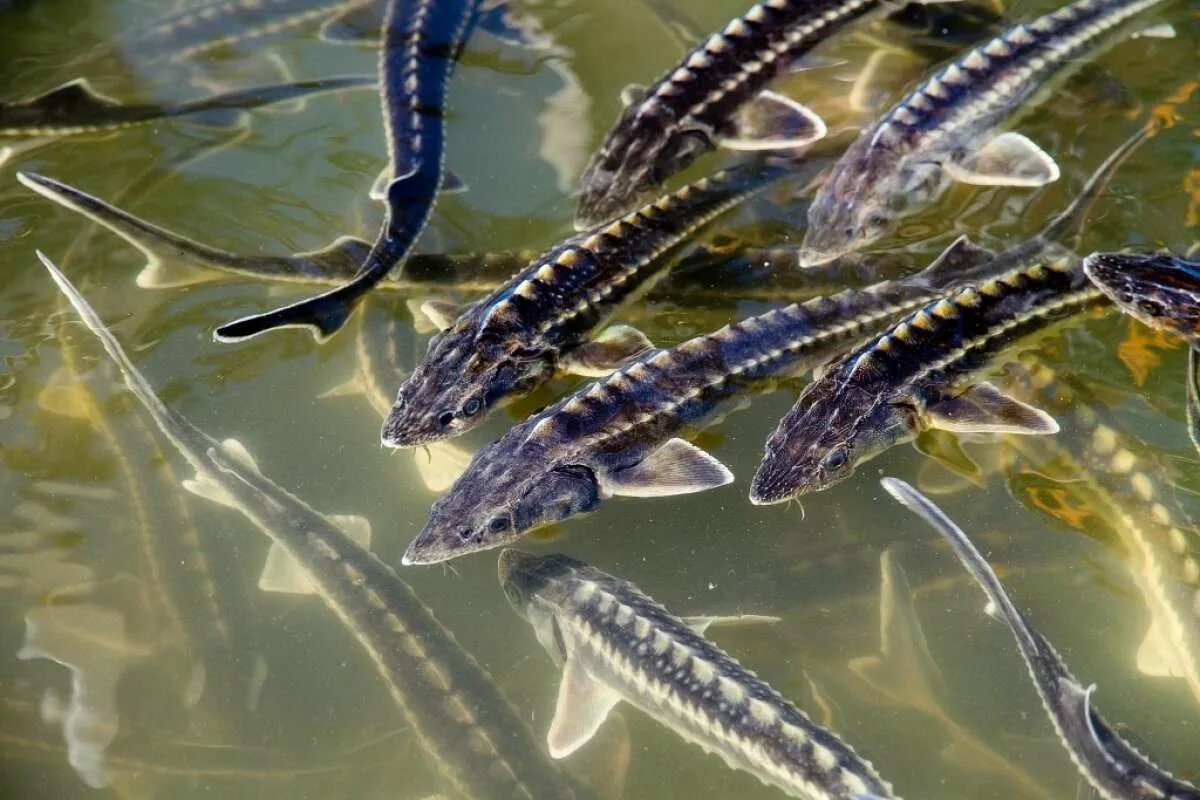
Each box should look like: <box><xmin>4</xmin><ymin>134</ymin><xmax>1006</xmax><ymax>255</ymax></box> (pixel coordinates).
<box><xmin>799</xmin><ymin>0</ymin><xmax>1173</xmax><ymax>266</ymax></box>
<box><xmin>36</xmin><ymin>253</ymin><xmax>586</xmax><ymax>800</ymax></box>
<box><xmin>499</xmin><ymin>549</ymin><xmax>897</xmax><ymax>799</ymax></box>
<box><xmin>882</xmin><ymin>479</ymin><xmax>1200</xmax><ymax>800</ymax></box>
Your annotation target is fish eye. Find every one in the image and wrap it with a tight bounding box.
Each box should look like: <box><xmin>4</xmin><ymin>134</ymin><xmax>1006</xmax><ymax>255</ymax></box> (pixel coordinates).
<box><xmin>823</xmin><ymin>448</ymin><xmax>849</xmax><ymax>473</ymax></box>
<box><xmin>462</xmin><ymin>398</ymin><xmax>482</xmax><ymax>417</ymax></box>
<box><xmin>489</xmin><ymin>516</ymin><xmax>510</xmax><ymax>533</ymax></box>
<box><xmin>437</xmin><ymin>411</ymin><xmax>455</xmax><ymax>427</ymax></box>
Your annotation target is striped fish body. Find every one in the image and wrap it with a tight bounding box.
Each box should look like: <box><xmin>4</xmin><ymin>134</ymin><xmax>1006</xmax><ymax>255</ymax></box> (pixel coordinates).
<box><xmin>800</xmin><ymin>0</ymin><xmax>1170</xmax><ymax>265</ymax></box>
<box><xmin>500</xmin><ymin>550</ymin><xmax>897</xmax><ymax>800</ymax></box>
<box><xmin>1010</xmin><ymin>358</ymin><xmax>1200</xmax><ymax>709</ymax></box>
<box><xmin>382</xmin><ymin>161</ymin><xmax>785</xmax><ymax>448</ymax></box>
<box><xmin>1084</xmin><ymin>252</ymin><xmax>1200</xmax><ymax>347</ymax></box>
<box><xmin>751</xmin><ymin>255</ymin><xmax>1101</xmax><ymax>504</ymax></box>
<box><xmin>40</xmin><ymin>255</ymin><xmax>585</xmax><ymax>800</ymax></box>
<box><xmin>214</xmin><ymin>0</ymin><xmax>481</xmax><ymax>342</ymax></box>
<box><xmin>884</xmin><ymin>480</ymin><xmax>1200</xmax><ymax>800</ymax></box>
<box><xmin>403</xmin><ymin>251</ymin><xmax>998</xmax><ymax>565</ymax></box>
<box><xmin>0</xmin><ymin>75</ymin><xmax>374</xmax><ymax>138</ymax></box>
<box><xmin>119</xmin><ymin>0</ymin><xmax>350</xmax><ymax>65</ymax></box>
<box><xmin>577</xmin><ymin>0</ymin><xmax>882</xmax><ymax>227</ymax></box>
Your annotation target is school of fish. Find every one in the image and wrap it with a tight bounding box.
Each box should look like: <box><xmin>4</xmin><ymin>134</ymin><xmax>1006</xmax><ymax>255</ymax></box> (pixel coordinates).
<box><xmin>3</xmin><ymin>0</ymin><xmax>1198</xmax><ymax>797</ymax></box>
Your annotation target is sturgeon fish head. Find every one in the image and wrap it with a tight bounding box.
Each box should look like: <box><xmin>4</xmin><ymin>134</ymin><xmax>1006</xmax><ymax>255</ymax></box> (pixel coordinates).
<box><xmin>576</xmin><ymin>105</ymin><xmax>712</xmax><ymax>228</ymax></box>
<box><xmin>382</xmin><ymin>316</ymin><xmax>555</xmax><ymax>447</ymax></box>
<box><xmin>403</xmin><ymin>433</ymin><xmax>601</xmax><ymax>565</ymax></box>
<box><xmin>799</xmin><ymin>134</ymin><xmax>933</xmax><ymax>267</ymax></box>
<box><xmin>1084</xmin><ymin>252</ymin><xmax>1200</xmax><ymax>347</ymax></box>
<box><xmin>751</xmin><ymin>373</ymin><xmax>914</xmax><ymax>504</ymax></box>
<box><xmin>499</xmin><ymin>550</ymin><xmax>598</xmax><ymax>668</ymax></box>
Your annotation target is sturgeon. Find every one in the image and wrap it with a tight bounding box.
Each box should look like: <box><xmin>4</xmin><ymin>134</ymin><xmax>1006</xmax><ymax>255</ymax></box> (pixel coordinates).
<box><xmin>575</xmin><ymin>0</ymin><xmax>965</xmax><ymax>227</ymax></box>
<box><xmin>882</xmin><ymin>478</ymin><xmax>1200</xmax><ymax>800</ymax></box>
<box><xmin>799</xmin><ymin>0</ymin><xmax>1172</xmax><ymax>265</ymax></box>
<box><xmin>402</xmin><ymin>128</ymin><xmax>1146</xmax><ymax>564</ymax></box>
<box><xmin>1084</xmin><ymin>251</ymin><xmax>1200</xmax><ymax>451</ymax></box>
<box><xmin>381</xmin><ymin>159</ymin><xmax>789</xmax><ymax>448</ymax></box>
<box><xmin>1008</xmin><ymin>354</ymin><xmax>1200</xmax><ymax>710</ymax></box>
<box><xmin>216</xmin><ymin>0</ymin><xmax>480</xmax><ymax>342</ymax></box>
<box><xmin>499</xmin><ymin>549</ymin><xmax>897</xmax><ymax>799</ymax></box>
<box><xmin>36</xmin><ymin>252</ymin><xmax>587</xmax><ymax>800</ymax></box>
<box><xmin>748</xmin><ymin>252</ymin><xmax>1119</xmax><ymax>504</ymax></box>
<box><xmin>0</xmin><ymin>74</ymin><xmax>373</xmax><ymax>140</ymax></box>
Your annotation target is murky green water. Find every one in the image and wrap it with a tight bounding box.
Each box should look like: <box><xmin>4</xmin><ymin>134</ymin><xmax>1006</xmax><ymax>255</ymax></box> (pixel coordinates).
<box><xmin>1</xmin><ymin>0</ymin><xmax>1197</xmax><ymax>797</ymax></box>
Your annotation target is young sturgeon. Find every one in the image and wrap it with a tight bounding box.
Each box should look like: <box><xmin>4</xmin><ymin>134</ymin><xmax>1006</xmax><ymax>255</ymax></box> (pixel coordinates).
<box><xmin>402</xmin><ymin>130</ymin><xmax>1146</xmax><ymax>564</ymax></box>
<box><xmin>1084</xmin><ymin>251</ymin><xmax>1200</xmax><ymax>451</ymax></box>
<box><xmin>403</xmin><ymin>245</ymin><xmax>999</xmax><ymax>564</ymax></box>
<box><xmin>381</xmin><ymin>159</ymin><xmax>788</xmax><ymax>448</ymax></box>
<box><xmin>749</xmin><ymin>252</ymin><xmax>1114</xmax><ymax>504</ymax></box>
<box><xmin>18</xmin><ymin>170</ymin><xmax>535</xmax><ymax>294</ymax></box>
<box><xmin>215</xmin><ymin>0</ymin><xmax>479</xmax><ymax>342</ymax></box>
<box><xmin>36</xmin><ymin>252</ymin><xmax>587</xmax><ymax>800</ymax></box>
<box><xmin>0</xmin><ymin>74</ymin><xmax>374</xmax><ymax>139</ymax></box>
<box><xmin>798</xmin><ymin>0</ymin><xmax>1171</xmax><ymax>266</ymax></box>
<box><xmin>882</xmin><ymin>478</ymin><xmax>1200</xmax><ymax>800</ymax></box>
<box><xmin>499</xmin><ymin>549</ymin><xmax>897</xmax><ymax>799</ymax></box>
<box><xmin>1011</xmin><ymin>356</ymin><xmax>1200</xmax><ymax>709</ymax></box>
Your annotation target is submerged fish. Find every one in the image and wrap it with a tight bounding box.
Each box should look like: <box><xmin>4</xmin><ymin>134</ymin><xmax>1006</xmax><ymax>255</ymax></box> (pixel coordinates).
<box><xmin>0</xmin><ymin>74</ymin><xmax>373</xmax><ymax>140</ymax></box>
<box><xmin>499</xmin><ymin>549</ymin><xmax>897</xmax><ymax>799</ymax></box>
<box><xmin>1007</xmin><ymin>355</ymin><xmax>1200</xmax><ymax>709</ymax></box>
<box><xmin>216</xmin><ymin>0</ymin><xmax>480</xmax><ymax>342</ymax></box>
<box><xmin>381</xmin><ymin>160</ymin><xmax>789</xmax><ymax>448</ymax></box>
<box><xmin>404</xmin><ymin>128</ymin><xmax>1148</xmax><ymax>564</ymax></box>
<box><xmin>36</xmin><ymin>252</ymin><xmax>586</xmax><ymax>800</ymax></box>
<box><xmin>118</xmin><ymin>0</ymin><xmax>361</xmax><ymax>66</ymax></box>
<box><xmin>17</xmin><ymin>170</ymin><xmax>535</xmax><ymax>293</ymax></box>
<box><xmin>882</xmin><ymin>478</ymin><xmax>1200</xmax><ymax>800</ymax></box>
<box><xmin>1084</xmin><ymin>251</ymin><xmax>1200</xmax><ymax>451</ymax></box>
<box><xmin>799</xmin><ymin>0</ymin><xmax>1171</xmax><ymax>266</ymax></box>
<box><xmin>749</xmin><ymin>252</ymin><xmax>1115</xmax><ymax>504</ymax></box>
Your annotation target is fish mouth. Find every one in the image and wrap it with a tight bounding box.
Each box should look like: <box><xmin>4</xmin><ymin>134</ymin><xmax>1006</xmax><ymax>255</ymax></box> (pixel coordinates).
<box><xmin>380</xmin><ymin>416</ymin><xmax>453</xmax><ymax>449</ymax></box>
<box><xmin>748</xmin><ymin>462</ymin><xmax>810</xmax><ymax>506</ymax></box>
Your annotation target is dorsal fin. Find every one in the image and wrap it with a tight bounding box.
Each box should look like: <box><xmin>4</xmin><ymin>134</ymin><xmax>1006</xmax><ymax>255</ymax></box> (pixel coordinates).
<box><xmin>12</xmin><ymin>79</ymin><xmax>121</xmax><ymax>115</ymax></box>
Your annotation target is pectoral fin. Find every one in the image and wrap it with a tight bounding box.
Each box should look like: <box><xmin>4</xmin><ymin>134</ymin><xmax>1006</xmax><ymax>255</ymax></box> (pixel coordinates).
<box><xmin>217</xmin><ymin>438</ymin><xmax>262</xmax><ymax>474</ymax></box>
<box><xmin>561</xmin><ymin>325</ymin><xmax>655</xmax><ymax>377</ymax></box>
<box><xmin>1136</xmin><ymin>619</ymin><xmax>1186</xmax><ymax>678</ymax></box>
<box><xmin>418</xmin><ymin>299</ymin><xmax>467</xmax><ymax>332</ymax></box>
<box><xmin>913</xmin><ymin>429</ymin><xmax>984</xmax><ymax>487</ymax></box>
<box><xmin>603</xmin><ymin>438</ymin><xmax>733</xmax><ymax>498</ymax></box>
<box><xmin>945</xmin><ymin>132</ymin><xmax>1060</xmax><ymax>187</ymax></box>
<box><xmin>547</xmin><ymin>656</ymin><xmax>621</xmax><ymax>759</ymax></box>
<box><xmin>258</xmin><ymin>514</ymin><xmax>371</xmax><ymax>594</ymax></box>
<box><xmin>926</xmin><ymin>383</ymin><xmax>1059</xmax><ymax>435</ymax></box>
<box><xmin>413</xmin><ymin>440</ymin><xmax>473</xmax><ymax>492</ymax></box>
<box><xmin>682</xmin><ymin>614</ymin><xmax>781</xmax><ymax>635</ymax></box>
<box><xmin>720</xmin><ymin>90</ymin><xmax>826</xmax><ymax>151</ymax></box>
<box><xmin>1132</xmin><ymin>22</ymin><xmax>1175</xmax><ymax>39</ymax></box>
